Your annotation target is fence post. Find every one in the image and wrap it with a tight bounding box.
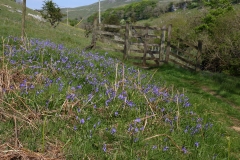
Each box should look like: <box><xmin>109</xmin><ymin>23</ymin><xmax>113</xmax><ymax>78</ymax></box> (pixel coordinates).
<box><xmin>91</xmin><ymin>18</ymin><xmax>98</xmax><ymax>49</ymax></box>
<box><xmin>143</xmin><ymin>26</ymin><xmax>148</xmax><ymax>66</ymax></box>
<box><xmin>124</xmin><ymin>22</ymin><xmax>130</xmax><ymax>60</ymax></box>
<box><xmin>196</xmin><ymin>40</ymin><xmax>202</xmax><ymax>71</ymax></box>
<box><xmin>160</xmin><ymin>26</ymin><xmax>166</xmax><ymax>62</ymax></box>
<box><xmin>165</xmin><ymin>24</ymin><xmax>172</xmax><ymax>63</ymax></box>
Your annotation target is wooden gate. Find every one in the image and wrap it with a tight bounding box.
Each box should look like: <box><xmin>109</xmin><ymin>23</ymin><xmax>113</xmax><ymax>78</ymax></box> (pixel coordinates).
<box><xmin>87</xmin><ymin>19</ymin><xmax>202</xmax><ymax>71</ymax></box>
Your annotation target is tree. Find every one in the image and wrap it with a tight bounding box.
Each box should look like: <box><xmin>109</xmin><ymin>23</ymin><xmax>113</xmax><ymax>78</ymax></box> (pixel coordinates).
<box><xmin>21</xmin><ymin>0</ymin><xmax>26</xmax><ymax>39</ymax></box>
<box><xmin>196</xmin><ymin>0</ymin><xmax>233</xmax><ymax>34</ymax></box>
<box><xmin>40</xmin><ymin>0</ymin><xmax>65</xmax><ymax>28</ymax></box>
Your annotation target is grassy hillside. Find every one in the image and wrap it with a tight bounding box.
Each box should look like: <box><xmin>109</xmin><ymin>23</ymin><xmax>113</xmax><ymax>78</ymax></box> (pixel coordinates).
<box><xmin>61</xmin><ymin>0</ymin><xmax>141</xmax><ymax>21</ymax></box>
<box><xmin>0</xmin><ymin>0</ymin><xmax>90</xmax><ymax>48</ymax></box>
<box><xmin>60</xmin><ymin>0</ymin><xmax>178</xmax><ymax>21</ymax></box>
<box><xmin>1</xmin><ymin>0</ymin><xmax>240</xmax><ymax>159</ymax></box>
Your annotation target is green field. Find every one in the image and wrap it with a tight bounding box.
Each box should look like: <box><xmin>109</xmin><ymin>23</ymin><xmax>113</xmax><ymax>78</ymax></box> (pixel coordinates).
<box><xmin>0</xmin><ymin>0</ymin><xmax>240</xmax><ymax>159</ymax></box>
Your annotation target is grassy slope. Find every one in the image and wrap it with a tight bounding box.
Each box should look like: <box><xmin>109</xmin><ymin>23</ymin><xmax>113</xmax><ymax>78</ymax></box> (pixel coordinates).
<box><xmin>61</xmin><ymin>0</ymin><xmax>175</xmax><ymax>21</ymax></box>
<box><xmin>1</xmin><ymin>0</ymin><xmax>240</xmax><ymax>159</ymax></box>
<box><xmin>61</xmin><ymin>0</ymin><xmax>142</xmax><ymax>20</ymax></box>
<box><xmin>0</xmin><ymin>0</ymin><xmax>90</xmax><ymax>49</ymax></box>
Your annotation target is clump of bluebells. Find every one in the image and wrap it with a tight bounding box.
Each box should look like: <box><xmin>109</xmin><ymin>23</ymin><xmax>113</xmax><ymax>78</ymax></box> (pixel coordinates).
<box><xmin>2</xmin><ymin>37</ymin><xmax>226</xmax><ymax>159</ymax></box>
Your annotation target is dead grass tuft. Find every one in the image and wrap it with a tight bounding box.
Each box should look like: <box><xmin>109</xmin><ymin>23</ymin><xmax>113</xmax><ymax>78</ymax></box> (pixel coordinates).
<box><xmin>0</xmin><ymin>142</ymin><xmax>65</xmax><ymax>160</ymax></box>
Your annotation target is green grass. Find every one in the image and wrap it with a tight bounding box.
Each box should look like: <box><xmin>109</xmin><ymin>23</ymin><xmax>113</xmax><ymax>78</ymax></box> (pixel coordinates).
<box><xmin>0</xmin><ymin>0</ymin><xmax>90</xmax><ymax>49</ymax></box>
<box><xmin>0</xmin><ymin>1</ymin><xmax>240</xmax><ymax>160</ymax></box>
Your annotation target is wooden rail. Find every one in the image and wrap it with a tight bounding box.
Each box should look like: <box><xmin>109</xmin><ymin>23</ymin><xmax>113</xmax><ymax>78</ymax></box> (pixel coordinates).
<box><xmin>87</xmin><ymin>19</ymin><xmax>202</xmax><ymax>71</ymax></box>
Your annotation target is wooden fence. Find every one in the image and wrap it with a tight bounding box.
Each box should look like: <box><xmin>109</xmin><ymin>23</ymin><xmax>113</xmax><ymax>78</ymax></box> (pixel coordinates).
<box><xmin>87</xmin><ymin>19</ymin><xmax>202</xmax><ymax>70</ymax></box>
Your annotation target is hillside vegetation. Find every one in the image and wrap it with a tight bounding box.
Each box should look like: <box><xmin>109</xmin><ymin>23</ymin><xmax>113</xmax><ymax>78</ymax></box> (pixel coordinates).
<box><xmin>61</xmin><ymin>0</ymin><xmax>143</xmax><ymax>21</ymax></box>
<box><xmin>0</xmin><ymin>0</ymin><xmax>240</xmax><ymax>159</ymax></box>
<box><xmin>87</xmin><ymin>0</ymin><xmax>240</xmax><ymax>76</ymax></box>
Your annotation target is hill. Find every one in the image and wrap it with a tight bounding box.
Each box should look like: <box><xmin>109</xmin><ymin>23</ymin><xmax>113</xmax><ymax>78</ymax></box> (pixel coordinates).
<box><xmin>61</xmin><ymin>0</ymin><xmax>142</xmax><ymax>21</ymax></box>
<box><xmin>0</xmin><ymin>0</ymin><xmax>90</xmax><ymax>48</ymax></box>
<box><xmin>60</xmin><ymin>0</ymin><xmax>178</xmax><ymax>21</ymax></box>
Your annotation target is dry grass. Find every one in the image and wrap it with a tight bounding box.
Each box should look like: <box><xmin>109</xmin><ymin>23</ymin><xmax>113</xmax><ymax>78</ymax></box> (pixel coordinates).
<box><xmin>0</xmin><ymin>142</ymin><xmax>65</xmax><ymax>160</ymax></box>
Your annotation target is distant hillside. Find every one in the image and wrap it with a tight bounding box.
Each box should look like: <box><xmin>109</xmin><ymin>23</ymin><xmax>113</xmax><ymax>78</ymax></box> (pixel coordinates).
<box><xmin>61</xmin><ymin>0</ymin><xmax>183</xmax><ymax>22</ymax></box>
<box><xmin>61</xmin><ymin>0</ymin><xmax>143</xmax><ymax>21</ymax></box>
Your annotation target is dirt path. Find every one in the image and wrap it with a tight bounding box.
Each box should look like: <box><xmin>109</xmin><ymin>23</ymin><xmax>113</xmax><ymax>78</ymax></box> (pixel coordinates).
<box><xmin>201</xmin><ymin>86</ymin><xmax>240</xmax><ymax>133</ymax></box>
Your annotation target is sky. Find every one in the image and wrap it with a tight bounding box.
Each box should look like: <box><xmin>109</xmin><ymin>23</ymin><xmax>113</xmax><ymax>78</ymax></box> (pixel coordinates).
<box><xmin>26</xmin><ymin>0</ymin><xmax>100</xmax><ymax>10</ymax></box>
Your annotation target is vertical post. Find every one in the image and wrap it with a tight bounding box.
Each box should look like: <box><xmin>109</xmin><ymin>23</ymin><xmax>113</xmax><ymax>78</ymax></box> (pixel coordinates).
<box><xmin>21</xmin><ymin>0</ymin><xmax>26</xmax><ymax>40</ymax></box>
<box><xmin>91</xmin><ymin>18</ymin><xmax>97</xmax><ymax>49</ymax></box>
<box><xmin>124</xmin><ymin>22</ymin><xmax>130</xmax><ymax>60</ymax></box>
<box><xmin>67</xmin><ymin>8</ymin><xmax>68</xmax><ymax>26</ymax></box>
<box><xmin>196</xmin><ymin>40</ymin><xmax>202</xmax><ymax>71</ymax></box>
<box><xmin>99</xmin><ymin>0</ymin><xmax>101</xmax><ymax>24</ymax></box>
<box><xmin>143</xmin><ymin>27</ymin><xmax>148</xmax><ymax>66</ymax></box>
<box><xmin>160</xmin><ymin>26</ymin><xmax>166</xmax><ymax>62</ymax></box>
<box><xmin>165</xmin><ymin>24</ymin><xmax>172</xmax><ymax>63</ymax></box>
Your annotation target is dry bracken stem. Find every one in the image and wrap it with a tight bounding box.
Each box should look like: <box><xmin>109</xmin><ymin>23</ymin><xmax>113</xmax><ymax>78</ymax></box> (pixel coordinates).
<box><xmin>2</xmin><ymin>37</ymin><xmax>6</xmax><ymax>69</ymax></box>
<box><xmin>171</xmin><ymin>85</ymin><xmax>174</xmax><ymax>99</ymax></box>
<box><xmin>114</xmin><ymin>63</ymin><xmax>118</xmax><ymax>96</ymax></box>
<box><xmin>122</xmin><ymin>63</ymin><xmax>125</xmax><ymax>91</ymax></box>
<box><xmin>176</xmin><ymin>90</ymin><xmax>180</xmax><ymax>130</ymax></box>
<box><xmin>14</xmin><ymin>116</ymin><xmax>18</xmax><ymax>148</ymax></box>
<box><xmin>142</xmin><ymin>92</ymin><xmax>156</xmax><ymax>119</ymax></box>
<box><xmin>12</xmin><ymin>90</ymin><xmax>36</xmax><ymax>116</ymax></box>
<box><xmin>144</xmin><ymin>134</ymin><xmax>182</xmax><ymax>152</ymax></box>
<box><xmin>146</xmin><ymin>69</ymin><xmax>158</xmax><ymax>86</ymax></box>
<box><xmin>0</xmin><ymin>99</ymin><xmax>37</xmax><ymax>129</ymax></box>
<box><xmin>141</xmin><ymin>114</ymin><xmax>157</xmax><ymax>134</ymax></box>
<box><xmin>104</xmin><ymin>84</ymin><xmax>110</xmax><ymax>99</ymax></box>
<box><xmin>138</xmin><ymin>69</ymin><xmax>140</xmax><ymax>88</ymax></box>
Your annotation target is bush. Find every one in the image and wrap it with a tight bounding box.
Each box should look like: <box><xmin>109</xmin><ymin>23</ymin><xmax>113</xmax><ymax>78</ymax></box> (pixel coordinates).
<box><xmin>103</xmin><ymin>14</ymin><xmax>120</xmax><ymax>33</ymax></box>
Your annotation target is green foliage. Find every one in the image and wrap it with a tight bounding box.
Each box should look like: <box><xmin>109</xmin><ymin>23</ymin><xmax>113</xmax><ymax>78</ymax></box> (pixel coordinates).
<box><xmin>188</xmin><ymin>2</ymin><xmax>199</xmax><ymax>9</ymax></box>
<box><xmin>193</xmin><ymin>0</ymin><xmax>239</xmax><ymax>75</ymax></box>
<box><xmin>103</xmin><ymin>14</ymin><xmax>120</xmax><ymax>32</ymax></box>
<box><xmin>196</xmin><ymin>0</ymin><xmax>233</xmax><ymax>34</ymax></box>
<box><xmin>210</xmin><ymin>11</ymin><xmax>240</xmax><ymax>75</ymax></box>
<box><xmin>88</xmin><ymin>1</ymin><xmax>159</xmax><ymax>24</ymax></box>
<box><xmin>40</xmin><ymin>0</ymin><xmax>65</xmax><ymax>28</ymax></box>
<box><xmin>69</xmin><ymin>18</ymin><xmax>79</xmax><ymax>27</ymax></box>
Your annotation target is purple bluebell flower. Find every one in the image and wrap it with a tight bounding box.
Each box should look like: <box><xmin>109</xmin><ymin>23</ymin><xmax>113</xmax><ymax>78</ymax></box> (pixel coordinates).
<box><xmin>128</xmin><ymin>124</ymin><xmax>133</xmax><ymax>132</ymax></box>
<box><xmin>149</xmin><ymin>97</ymin><xmax>156</xmax><ymax>103</ymax></box>
<box><xmin>103</xmin><ymin>144</ymin><xmax>107</xmax><ymax>152</ymax></box>
<box><xmin>135</xmin><ymin>118</ymin><xmax>141</xmax><ymax>123</ymax></box>
<box><xmin>134</xmin><ymin>127</ymin><xmax>139</xmax><ymax>133</ymax></box>
<box><xmin>182</xmin><ymin>146</ymin><xmax>188</xmax><ymax>154</ymax></box>
<box><xmin>80</xmin><ymin>118</ymin><xmax>85</xmax><ymax>124</ymax></box>
<box><xmin>20</xmin><ymin>79</ymin><xmax>27</xmax><ymax>88</ymax></box>
<box><xmin>29</xmin><ymin>84</ymin><xmax>35</xmax><ymax>89</ymax></box>
<box><xmin>140</xmin><ymin>126</ymin><xmax>144</xmax><ymax>131</ymax></box>
<box><xmin>76</xmin><ymin>85</ymin><xmax>82</xmax><ymax>89</ymax></box>
<box><xmin>161</xmin><ymin>108</ymin><xmax>165</xmax><ymax>112</ymax></box>
<box><xmin>163</xmin><ymin>146</ymin><xmax>169</xmax><ymax>151</ymax></box>
<box><xmin>184</xmin><ymin>102</ymin><xmax>191</xmax><ymax>107</ymax></box>
<box><xmin>134</xmin><ymin>138</ymin><xmax>139</xmax><ymax>142</ymax></box>
<box><xmin>111</xmin><ymin>127</ymin><xmax>117</xmax><ymax>135</ymax></box>
<box><xmin>66</xmin><ymin>93</ymin><xmax>75</xmax><ymax>101</ymax></box>
<box><xmin>195</xmin><ymin>142</ymin><xmax>199</xmax><ymax>148</ymax></box>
